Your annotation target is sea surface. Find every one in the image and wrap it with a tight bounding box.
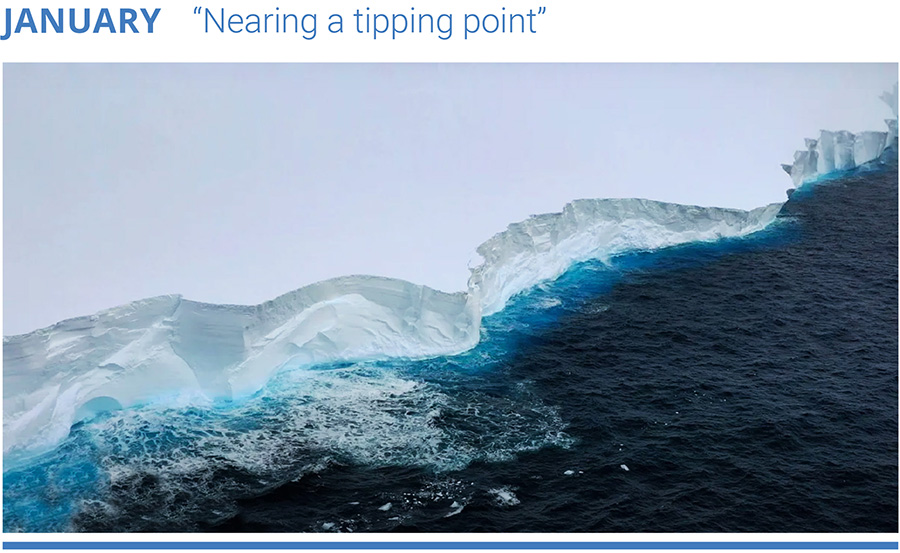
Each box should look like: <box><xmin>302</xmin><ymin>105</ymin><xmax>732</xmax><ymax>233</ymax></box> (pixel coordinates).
<box><xmin>4</xmin><ymin>158</ymin><xmax>897</xmax><ymax>532</ymax></box>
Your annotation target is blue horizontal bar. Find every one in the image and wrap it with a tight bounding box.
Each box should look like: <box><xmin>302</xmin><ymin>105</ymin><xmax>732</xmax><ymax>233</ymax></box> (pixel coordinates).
<box><xmin>3</xmin><ymin>543</ymin><xmax>898</xmax><ymax>550</ymax></box>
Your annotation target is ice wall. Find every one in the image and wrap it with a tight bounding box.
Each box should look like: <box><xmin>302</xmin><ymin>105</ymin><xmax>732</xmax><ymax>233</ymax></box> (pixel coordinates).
<box><xmin>3</xmin><ymin>197</ymin><xmax>782</xmax><ymax>462</ymax></box>
<box><xmin>469</xmin><ymin>199</ymin><xmax>783</xmax><ymax>316</ymax></box>
<box><xmin>3</xmin><ymin>278</ymin><xmax>480</xmax><ymax>461</ymax></box>
<box><xmin>783</xmin><ymin>83</ymin><xmax>899</xmax><ymax>188</ymax></box>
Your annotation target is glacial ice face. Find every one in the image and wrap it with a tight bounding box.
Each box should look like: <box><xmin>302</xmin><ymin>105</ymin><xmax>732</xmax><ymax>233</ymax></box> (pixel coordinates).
<box><xmin>833</xmin><ymin>130</ymin><xmax>856</xmax><ymax>171</ymax></box>
<box><xmin>781</xmin><ymin>83</ymin><xmax>898</xmax><ymax>188</ymax></box>
<box><xmin>3</xmin><ymin>277</ymin><xmax>479</xmax><ymax>461</ymax></box>
<box><xmin>854</xmin><ymin>131</ymin><xmax>888</xmax><ymax>165</ymax></box>
<box><xmin>816</xmin><ymin>130</ymin><xmax>835</xmax><ymax>175</ymax></box>
<box><xmin>3</xmin><ymin>198</ymin><xmax>783</xmax><ymax>462</ymax></box>
<box><xmin>786</xmin><ymin>126</ymin><xmax>892</xmax><ymax>185</ymax></box>
<box><xmin>468</xmin><ymin>198</ymin><xmax>783</xmax><ymax>316</ymax></box>
<box><xmin>786</xmin><ymin>139</ymin><xmax>819</xmax><ymax>187</ymax></box>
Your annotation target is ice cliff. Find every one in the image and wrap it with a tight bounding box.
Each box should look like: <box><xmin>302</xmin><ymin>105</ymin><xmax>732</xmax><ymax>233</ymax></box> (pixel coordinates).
<box><xmin>4</xmin><ymin>278</ymin><xmax>480</xmax><ymax>461</ymax></box>
<box><xmin>3</xmin><ymin>199</ymin><xmax>782</xmax><ymax>462</ymax></box>
<box><xmin>781</xmin><ymin>82</ymin><xmax>898</xmax><ymax>188</ymax></box>
<box><xmin>470</xmin><ymin>199</ymin><xmax>782</xmax><ymax>316</ymax></box>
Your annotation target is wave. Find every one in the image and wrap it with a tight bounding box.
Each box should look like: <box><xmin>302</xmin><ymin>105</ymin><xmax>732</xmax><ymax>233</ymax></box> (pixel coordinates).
<box><xmin>4</xmin><ymin>85</ymin><xmax>898</xmax><ymax>463</ymax></box>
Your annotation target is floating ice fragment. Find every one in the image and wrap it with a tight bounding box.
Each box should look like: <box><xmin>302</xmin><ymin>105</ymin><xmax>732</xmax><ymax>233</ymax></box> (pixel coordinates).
<box><xmin>564</xmin><ymin>470</ymin><xmax>575</xmax><ymax>476</ymax></box>
<box><xmin>620</xmin><ymin>464</ymin><xmax>630</xmax><ymax>471</ymax></box>
<box><xmin>378</xmin><ymin>502</ymin><xmax>392</xmax><ymax>511</ymax></box>
<box><xmin>488</xmin><ymin>487</ymin><xmax>520</xmax><ymax>507</ymax></box>
<box><xmin>445</xmin><ymin>501</ymin><xmax>465</xmax><ymax>518</ymax></box>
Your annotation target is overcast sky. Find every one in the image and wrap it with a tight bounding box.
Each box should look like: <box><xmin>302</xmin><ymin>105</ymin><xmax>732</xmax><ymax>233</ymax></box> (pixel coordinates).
<box><xmin>4</xmin><ymin>63</ymin><xmax>897</xmax><ymax>335</ymax></box>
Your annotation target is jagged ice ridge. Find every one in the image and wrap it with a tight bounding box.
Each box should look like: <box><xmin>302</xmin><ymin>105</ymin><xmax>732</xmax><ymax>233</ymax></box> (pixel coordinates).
<box><xmin>781</xmin><ymin>82</ymin><xmax>898</xmax><ymax>188</ymax></box>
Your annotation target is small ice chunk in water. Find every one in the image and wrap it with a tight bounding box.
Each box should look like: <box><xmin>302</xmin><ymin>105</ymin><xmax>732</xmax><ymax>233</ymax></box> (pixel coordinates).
<box><xmin>620</xmin><ymin>464</ymin><xmax>630</xmax><ymax>471</ymax></box>
<box><xmin>564</xmin><ymin>470</ymin><xmax>575</xmax><ymax>476</ymax></box>
<box><xmin>488</xmin><ymin>487</ymin><xmax>520</xmax><ymax>507</ymax></box>
<box><xmin>445</xmin><ymin>501</ymin><xmax>465</xmax><ymax>518</ymax></box>
<box><xmin>378</xmin><ymin>502</ymin><xmax>392</xmax><ymax>511</ymax></box>
<box><xmin>321</xmin><ymin>522</ymin><xmax>335</xmax><ymax>530</ymax></box>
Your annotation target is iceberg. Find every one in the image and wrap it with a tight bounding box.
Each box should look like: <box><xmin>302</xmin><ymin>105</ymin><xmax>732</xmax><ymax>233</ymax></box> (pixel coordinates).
<box><xmin>5</xmin><ymin>83</ymin><xmax>898</xmax><ymax>462</ymax></box>
<box><xmin>3</xmin><ymin>198</ymin><xmax>783</xmax><ymax>462</ymax></box>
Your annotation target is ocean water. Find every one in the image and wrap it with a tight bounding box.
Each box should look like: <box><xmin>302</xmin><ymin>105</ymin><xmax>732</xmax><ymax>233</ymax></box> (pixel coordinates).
<box><xmin>3</xmin><ymin>159</ymin><xmax>897</xmax><ymax>532</ymax></box>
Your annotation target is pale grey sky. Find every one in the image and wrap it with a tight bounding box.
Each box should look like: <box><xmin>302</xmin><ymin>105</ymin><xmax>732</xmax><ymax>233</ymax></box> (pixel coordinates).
<box><xmin>4</xmin><ymin>63</ymin><xmax>897</xmax><ymax>335</ymax></box>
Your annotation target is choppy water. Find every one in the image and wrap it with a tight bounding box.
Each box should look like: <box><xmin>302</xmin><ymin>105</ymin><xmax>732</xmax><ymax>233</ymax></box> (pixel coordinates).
<box><xmin>4</xmin><ymin>159</ymin><xmax>897</xmax><ymax>532</ymax></box>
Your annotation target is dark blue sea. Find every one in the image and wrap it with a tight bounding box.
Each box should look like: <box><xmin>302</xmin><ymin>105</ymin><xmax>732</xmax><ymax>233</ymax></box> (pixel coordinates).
<box><xmin>4</xmin><ymin>155</ymin><xmax>897</xmax><ymax>533</ymax></box>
